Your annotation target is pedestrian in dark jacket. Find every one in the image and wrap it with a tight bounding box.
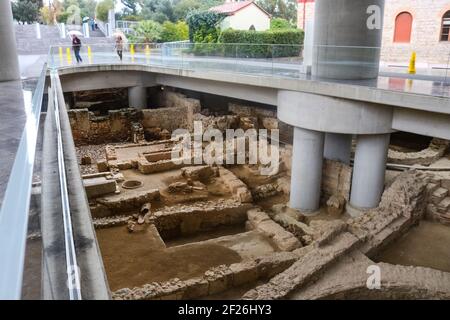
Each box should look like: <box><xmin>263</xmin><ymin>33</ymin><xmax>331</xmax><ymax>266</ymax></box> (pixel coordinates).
<box><xmin>72</xmin><ymin>35</ymin><xmax>83</xmax><ymax>63</ymax></box>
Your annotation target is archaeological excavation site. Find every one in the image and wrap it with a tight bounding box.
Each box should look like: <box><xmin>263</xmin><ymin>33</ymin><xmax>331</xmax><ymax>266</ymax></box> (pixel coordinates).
<box><xmin>24</xmin><ymin>85</ymin><xmax>448</xmax><ymax>301</ymax></box>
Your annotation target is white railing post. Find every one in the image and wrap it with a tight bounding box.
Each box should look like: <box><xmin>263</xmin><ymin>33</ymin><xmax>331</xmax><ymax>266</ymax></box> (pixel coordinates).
<box><xmin>35</xmin><ymin>22</ymin><xmax>41</xmax><ymax>39</ymax></box>
<box><xmin>60</xmin><ymin>23</ymin><xmax>66</xmax><ymax>38</ymax></box>
<box><xmin>83</xmin><ymin>22</ymin><xmax>90</xmax><ymax>38</ymax></box>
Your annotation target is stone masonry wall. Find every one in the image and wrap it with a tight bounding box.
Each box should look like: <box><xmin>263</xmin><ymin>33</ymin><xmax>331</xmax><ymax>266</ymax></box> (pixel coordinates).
<box><xmin>228</xmin><ymin>102</ymin><xmax>293</xmax><ymax>143</ymax></box>
<box><xmin>141</xmin><ymin>92</ymin><xmax>201</xmax><ymax>132</ymax></box>
<box><xmin>297</xmin><ymin>0</ymin><xmax>450</xmax><ymax>64</ymax></box>
<box><xmin>68</xmin><ymin>108</ymin><xmax>139</xmax><ymax>144</ymax></box>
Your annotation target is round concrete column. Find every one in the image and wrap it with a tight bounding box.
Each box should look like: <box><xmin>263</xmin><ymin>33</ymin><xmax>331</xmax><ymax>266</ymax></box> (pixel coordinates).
<box><xmin>324</xmin><ymin>133</ymin><xmax>352</xmax><ymax>165</ymax></box>
<box><xmin>350</xmin><ymin>133</ymin><xmax>390</xmax><ymax>210</ymax></box>
<box><xmin>290</xmin><ymin>127</ymin><xmax>325</xmax><ymax>213</ymax></box>
<box><xmin>312</xmin><ymin>0</ymin><xmax>385</xmax><ymax>79</ymax></box>
<box><xmin>128</xmin><ymin>86</ymin><xmax>147</xmax><ymax>109</ymax></box>
<box><xmin>0</xmin><ymin>0</ymin><xmax>20</xmax><ymax>82</ymax></box>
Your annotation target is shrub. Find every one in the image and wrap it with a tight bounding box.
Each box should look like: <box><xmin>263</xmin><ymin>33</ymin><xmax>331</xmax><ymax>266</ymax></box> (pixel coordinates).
<box><xmin>270</xmin><ymin>18</ymin><xmax>295</xmax><ymax>30</ymax></box>
<box><xmin>161</xmin><ymin>21</ymin><xmax>189</xmax><ymax>42</ymax></box>
<box><xmin>219</xmin><ymin>29</ymin><xmax>304</xmax><ymax>58</ymax></box>
<box><xmin>131</xmin><ymin>20</ymin><xmax>163</xmax><ymax>43</ymax></box>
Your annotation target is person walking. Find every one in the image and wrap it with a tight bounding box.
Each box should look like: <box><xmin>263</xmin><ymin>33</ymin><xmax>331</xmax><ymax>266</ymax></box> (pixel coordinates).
<box><xmin>115</xmin><ymin>35</ymin><xmax>124</xmax><ymax>61</ymax></box>
<box><xmin>72</xmin><ymin>35</ymin><xmax>83</xmax><ymax>63</ymax></box>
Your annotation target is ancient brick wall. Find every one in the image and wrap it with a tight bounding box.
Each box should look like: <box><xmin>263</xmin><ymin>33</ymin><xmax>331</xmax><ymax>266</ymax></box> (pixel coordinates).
<box><xmin>141</xmin><ymin>92</ymin><xmax>201</xmax><ymax>132</ymax></box>
<box><xmin>228</xmin><ymin>102</ymin><xmax>294</xmax><ymax>143</ymax></box>
<box><xmin>321</xmin><ymin>160</ymin><xmax>352</xmax><ymax>202</ymax></box>
<box><xmin>69</xmin><ymin>108</ymin><xmax>139</xmax><ymax>144</ymax></box>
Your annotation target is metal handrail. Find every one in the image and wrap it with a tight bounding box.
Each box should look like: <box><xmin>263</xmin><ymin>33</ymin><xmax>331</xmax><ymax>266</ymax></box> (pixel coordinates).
<box><xmin>0</xmin><ymin>64</ymin><xmax>47</xmax><ymax>299</ymax></box>
<box><xmin>51</xmin><ymin>72</ymin><xmax>82</xmax><ymax>300</ymax></box>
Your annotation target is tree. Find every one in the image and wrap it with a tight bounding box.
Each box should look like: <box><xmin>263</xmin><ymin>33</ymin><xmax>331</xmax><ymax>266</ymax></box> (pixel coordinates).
<box><xmin>96</xmin><ymin>0</ymin><xmax>114</xmax><ymax>22</ymax></box>
<box><xmin>132</xmin><ymin>20</ymin><xmax>163</xmax><ymax>43</ymax></box>
<box><xmin>121</xmin><ymin>0</ymin><xmax>140</xmax><ymax>15</ymax></box>
<box><xmin>141</xmin><ymin>0</ymin><xmax>175</xmax><ymax>23</ymax></box>
<box><xmin>186</xmin><ymin>10</ymin><xmax>225</xmax><ymax>43</ymax></box>
<box><xmin>12</xmin><ymin>0</ymin><xmax>39</xmax><ymax>24</ymax></box>
<box><xmin>270</xmin><ymin>18</ymin><xmax>295</xmax><ymax>29</ymax></box>
<box><xmin>257</xmin><ymin>0</ymin><xmax>297</xmax><ymax>23</ymax></box>
<box><xmin>173</xmin><ymin>0</ymin><xmax>201</xmax><ymax>21</ymax></box>
<box><xmin>161</xmin><ymin>20</ymin><xmax>188</xmax><ymax>42</ymax></box>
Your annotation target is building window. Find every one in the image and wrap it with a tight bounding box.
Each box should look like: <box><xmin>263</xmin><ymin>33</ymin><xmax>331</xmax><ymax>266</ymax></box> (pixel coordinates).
<box><xmin>394</xmin><ymin>12</ymin><xmax>413</xmax><ymax>43</ymax></box>
<box><xmin>441</xmin><ymin>11</ymin><xmax>450</xmax><ymax>41</ymax></box>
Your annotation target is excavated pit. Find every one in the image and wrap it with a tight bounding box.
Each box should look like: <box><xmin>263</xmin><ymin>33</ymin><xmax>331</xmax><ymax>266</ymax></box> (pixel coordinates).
<box><xmin>374</xmin><ymin>221</ymin><xmax>450</xmax><ymax>273</ymax></box>
<box><xmin>70</xmin><ymin>88</ymin><xmax>450</xmax><ymax>300</ymax></box>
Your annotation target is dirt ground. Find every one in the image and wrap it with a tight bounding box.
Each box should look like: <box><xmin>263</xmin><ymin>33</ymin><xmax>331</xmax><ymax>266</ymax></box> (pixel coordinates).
<box><xmin>375</xmin><ymin>220</ymin><xmax>450</xmax><ymax>273</ymax></box>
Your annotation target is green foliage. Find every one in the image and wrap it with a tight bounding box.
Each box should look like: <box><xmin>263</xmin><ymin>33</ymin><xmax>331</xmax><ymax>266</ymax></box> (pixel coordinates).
<box><xmin>270</xmin><ymin>18</ymin><xmax>295</xmax><ymax>30</ymax></box>
<box><xmin>131</xmin><ymin>20</ymin><xmax>163</xmax><ymax>43</ymax></box>
<box><xmin>141</xmin><ymin>0</ymin><xmax>175</xmax><ymax>23</ymax></box>
<box><xmin>121</xmin><ymin>0</ymin><xmax>140</xmax><ymax>15</ymax></box>
<box><xmin>161</xmin><ymin>21</ymin><xmax>189</xmax><ymax>42</ymax></box>
<box><xmin>173</xmin><ymin>0</ymin><xmax>201</xmax><ymax>21</ymax></box>
<box><xmin>219</xmin><ymin>29</ymin><xmax>304</xmax><ymax>58</ymax></box>
<box><xmin>96</xmin><ymin>0</ymin><xmax>114</xmax><ymax>22</ymax></box>
<box><xmin>64</xmin><ymin>0</ymin><xmax>96</xmax><ymax>18</ymax></box>
<box><xmin>257</xmin><ymin>0</ymin><xmax>297</xmax><ymax>23</ymax></box>
<box><xmin>173</xmin><ymin>0</ymin><xmax>223</xmax><ymax>21</ymax></box>
<box><xmin>12</xmin><ymin>0</ymin><xmax>39</xmax><ymax>24</ymax></box>
<box><xmin>57</xmin><ymin>12</ymin><xmax>70</xmax><ymax>24</ymax></box>
<box><xmin>186</xmin><ymin>10</ymin><xmax>225</xmax><ymax>42</ymax></box>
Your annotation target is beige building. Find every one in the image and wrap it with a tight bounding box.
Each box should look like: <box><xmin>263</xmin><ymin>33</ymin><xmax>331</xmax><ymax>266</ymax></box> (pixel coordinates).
<box><xmin>210</xmin><ymin>0</ymin><xmax>271</xmax><ymax>31</ymax></box>
<box><xmin>297</xmin><ymin>0</ymin><xmax>450</xmax><ymax>65</ymax></box>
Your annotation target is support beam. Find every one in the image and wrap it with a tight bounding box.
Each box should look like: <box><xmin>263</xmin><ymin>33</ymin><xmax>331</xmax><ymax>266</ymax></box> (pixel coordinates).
<box><xmin>0</xmin><ymin>0</ymin><xmax>20</xmax><ymax>81</ymax></box>
<box><xmin>128</xmin><ymin>86</ymin><xmax>147</xmax><ymax>109</ymax></box>
<box><xmin>290</xmin><ymin>127</ymin><xmax>325</xmax><ymax>213</ymax></box>
<box><xmin>324</xmin><ymin>133</ymin><xmax>352</xmax><ymax>165</ymax></box>
<box><xmin>350</xmin><ymin>133</ymin><xmax>390</xmax><ymax>211</ymax></box>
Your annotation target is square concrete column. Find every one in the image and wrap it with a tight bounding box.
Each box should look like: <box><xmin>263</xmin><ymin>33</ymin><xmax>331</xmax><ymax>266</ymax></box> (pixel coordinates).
<box><xmin>324</xmin><ymin>133</ymin><xmax>352</xmax><ymax>165</ymax></box>
<box><xmin>290</xmin><ymin>127</ymin><xmax>325</xmax><ymax>213</ymax></box>
<box><xmin>350</xmin><ymin>133</ymin><xmax>390</xmax><ymax>210</ymax></box>
<box><xmin>128</xmin><ymin>86</ymin><xmax>147</xmax><ymax>109</ymax></box>
<box><xmin>0</xmin><ymin>0</ymin><xmax>20</xmax><ymax>82</ymax></box>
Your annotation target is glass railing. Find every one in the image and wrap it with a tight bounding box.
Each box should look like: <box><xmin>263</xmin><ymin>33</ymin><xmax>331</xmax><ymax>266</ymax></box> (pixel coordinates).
<box><xmin>48</xmin><ymin>42</ymin><xmax>450</xmax><ymax>83</ymax></box>
<box><xmin>0</xmin><ymin>64</ymin><xmax>47</xmax><ymax>299</ymax></box>
<box><xmin>48</xmin><ymin>42</ymin><xmax>305</xmax><ymax>78</ymax></box>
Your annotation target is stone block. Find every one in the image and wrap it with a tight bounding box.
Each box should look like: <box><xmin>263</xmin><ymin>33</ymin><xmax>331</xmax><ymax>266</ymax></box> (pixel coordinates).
<box><xmin>437</xmin><ymin>197</ymin><xmax>450</xmax><ymax>213</ymax></box>
<box><xmin>97</xmin><ymin>160</ymin><xmax>109</xmax><ymax>172</ymax></box>
<box><xmin>83</xmin><ymin>176</ymin><xmax>117</xmax><ymax>198</ymax></box>
<box><xmin>182</xmin><ymin>278</ymin><xmax>209</xmax><ymax>299</ymax></box>
<box><xmin>431</xmin><ymin>187</ymin><xmax>449</xmax><ymax>205</ymax></box>
<box><xmin>326</xmin><ymin>195</ymin><xmax>346</xmax><ymax>216</ymax></box>
<box><xmin>229</xmin><ymin>261</ymin><xmax>259</xmax><ymax>287</ymax></box>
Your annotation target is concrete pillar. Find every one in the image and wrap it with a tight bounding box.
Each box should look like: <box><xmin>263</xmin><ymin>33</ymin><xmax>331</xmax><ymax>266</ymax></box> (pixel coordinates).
<box><xmin>0</xmin><ymin>0</ymin><xmax>20</xmax><ymax>82</ymax></box>
<box><xmin>128</xmin><ymin>86</ymin><xmax>147</xmax><ymax>109</ymax></box>
<box><xmin>324</xmin><ymin>133</ymin><xmax>352</xmax><ymax>165</ymax></box>
<box><xmin>290</xmin><ymin>127</ymin><xmax>325</xmax><ymax>213</ymax></box>
<box><xmin>312</xmin><ymin>0</ymin><xmax>385</xmax><ymax>79</ymax></box>
<box><xmin>350</xmin><ymin>133</ymin><xmax>390</xmax><ymax>210</ymax></box>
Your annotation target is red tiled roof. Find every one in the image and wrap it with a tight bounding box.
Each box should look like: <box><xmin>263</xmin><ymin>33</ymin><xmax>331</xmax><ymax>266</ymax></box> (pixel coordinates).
<box><xmin>210</xmin><ymin>1</ymin><xmax>270</xmax><ymax>16</ymax></box>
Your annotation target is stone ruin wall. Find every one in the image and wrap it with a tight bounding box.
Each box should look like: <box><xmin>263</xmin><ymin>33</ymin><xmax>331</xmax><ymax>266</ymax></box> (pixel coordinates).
<box><xmin>69</xmin><ymin>108</ymin><xmax>140</xmax><ymax>144</ymax></box>
<box><xmin>69</xmin><ymin>92</ymin><xmax>201</xmax><ymax>145</ymax></box>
